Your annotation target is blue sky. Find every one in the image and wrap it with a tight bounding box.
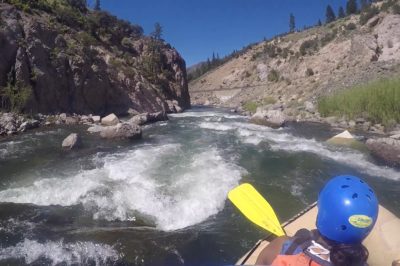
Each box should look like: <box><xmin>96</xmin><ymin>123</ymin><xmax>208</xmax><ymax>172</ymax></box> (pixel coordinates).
<box><xmin>89</xmin><ymin>0</ymin><xmax>348</xmax><ymax>67</ymax></box>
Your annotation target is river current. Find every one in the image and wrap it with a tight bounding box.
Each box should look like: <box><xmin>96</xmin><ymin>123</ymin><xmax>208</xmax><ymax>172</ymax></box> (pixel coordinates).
<box><xmin>0</xmin><ymin>107</ymin><xmax>399</xmax><ymax>265</ymax></box>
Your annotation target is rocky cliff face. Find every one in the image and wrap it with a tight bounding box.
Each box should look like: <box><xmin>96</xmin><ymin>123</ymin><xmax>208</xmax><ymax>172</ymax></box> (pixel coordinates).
<box><xmin>0</xmin><ymin>2</ymin><xmax>190</xmax><ymax>115</ymax></box>
<box><xmin>189</xmin><ymin>3</ymin><xmax>400</xmax><ymax>119</ymax></box>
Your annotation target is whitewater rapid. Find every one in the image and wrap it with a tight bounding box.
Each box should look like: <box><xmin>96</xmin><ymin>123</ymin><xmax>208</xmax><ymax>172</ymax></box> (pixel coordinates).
<box><xmin>0</xmin><ymin>143</ymin><xmax>244</xmax><ymax>231</ymax></box>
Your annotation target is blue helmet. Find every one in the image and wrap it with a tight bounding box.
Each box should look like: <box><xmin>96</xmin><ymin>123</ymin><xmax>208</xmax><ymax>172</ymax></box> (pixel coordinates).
<box><xmin>316</xmin><ymin>175</ymin><xmax>379</xmax><ymax>244</ymax></box>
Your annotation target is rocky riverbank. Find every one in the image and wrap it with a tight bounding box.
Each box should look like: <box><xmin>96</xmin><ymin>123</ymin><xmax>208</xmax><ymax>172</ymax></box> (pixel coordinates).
<box><xmin>0</xmin><ymin>110</ymin><xmax>169</xmax><ymax>141</ymax></box>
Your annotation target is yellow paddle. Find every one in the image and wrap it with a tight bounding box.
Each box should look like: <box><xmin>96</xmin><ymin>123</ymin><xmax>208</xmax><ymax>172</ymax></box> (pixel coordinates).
<box><xmin>228</xmin><ymin>183</ymin><xmax>285</xmax><ymax>237</ymax></box>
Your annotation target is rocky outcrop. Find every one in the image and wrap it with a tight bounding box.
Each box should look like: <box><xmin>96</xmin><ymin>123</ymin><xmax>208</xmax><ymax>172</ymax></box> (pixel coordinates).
<box><xmin>100</xmin><ymin>123</ymin><xmax>141</xmax><ymax>139</ymax></box>
<box><xmin>0</xmin><ymin>2</ymin><xmax>190</xmax><ymax>117</ymax></box>
<box><xmin>366</xmin><ymin>138</ymin><xmax>400</xmax><ymax>167</ymax></box>
<box><xmin>62</xmin><ymin>133</ymin><xmax>81</xmax><ymax>150</ymax></box>
<box><xmin>250</xmin><ymin>106</ymin><xmax>286</xmax><ymax>128</ymax></box>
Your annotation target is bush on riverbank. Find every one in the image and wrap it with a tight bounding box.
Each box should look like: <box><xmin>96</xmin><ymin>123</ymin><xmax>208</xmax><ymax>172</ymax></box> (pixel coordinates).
<box><xmin>318</xmin><ymin>78</ymin><xmax>400</xmax><ymax>127</ymax></box>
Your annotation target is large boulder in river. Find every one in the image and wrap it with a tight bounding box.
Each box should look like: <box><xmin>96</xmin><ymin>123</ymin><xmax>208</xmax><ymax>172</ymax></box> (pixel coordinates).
<box><xmin>100</xmin><ymin>123</ymin><xmax>142</xmax><ymax>140</ymax></box>
<box><xmin>62</xmin><ymin>133</ymin><xmax>81</xmax><ymax>150</ymax></box>
<box><xmin>327</xmin><ymin>130</ymin><xmax>366</xmax><ymax>150</ymax></box>
<box><xmin>250</xmin><ymin>108</ymin><xmax>286</xmax><ymax>128</ymax></box>
<box><xmin>366</xmin><ymin>138</ymin><xmax>400</xmax><ymax>167</ymax></box>
<box><xmin>101</xmin><ymin>114</ymin><xmax>119</xmax><ymax>126</ymax></box>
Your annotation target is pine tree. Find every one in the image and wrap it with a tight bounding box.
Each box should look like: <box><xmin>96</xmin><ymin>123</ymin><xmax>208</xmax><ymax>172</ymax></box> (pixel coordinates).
<box><xmin>317</xmin><ymin>19</ymin><xmax>322</xmax><ymax>26</ymax></box>
<box><xmin>94</xmin><ymin>0</ymin><xmax>100</xmax><ymax>11</ymax></box>
<box><xmin>326</xmin><ymin>5</ymin><xmax>336</xmax><ymax>23</ymax></box>
<box><xmin>151</xmin><ymin>22</ymin><xmax>163</xmax><ymax>40</ymax></box>
<box><xmin>346</xmin><ymin>0</ymin><xmax>358</xmax><ymax>15</ymax></box>
<box><xmin>289</xmin><ymin>13</ymin><xmax>296</xmax><ymax>32</ymax></box>
<box><xmin>338</xmin><ymin>6</ymin><xmax>346</xmax><ymax>18</ymax></box>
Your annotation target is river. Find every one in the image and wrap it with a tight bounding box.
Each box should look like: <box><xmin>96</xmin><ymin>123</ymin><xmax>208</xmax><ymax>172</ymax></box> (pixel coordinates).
<box><xmin>0</xmin><ymin>107</ymin><xmax>399</xmax><ymax>265</ymax></box>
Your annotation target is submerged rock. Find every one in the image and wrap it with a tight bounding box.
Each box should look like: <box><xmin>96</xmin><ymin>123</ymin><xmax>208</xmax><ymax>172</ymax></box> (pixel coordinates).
<box><xmin>327</xmin><ymin>130</ymin><xmax>366</xmax><ymax>150</ymax></box>
<box><xmin>100</xmin><ymin>123</ymin><xmax>142</xmax><ymax>139</ymax></box>
<box><xmin>366</xmin><ymin>138</ymin><xmax>400</xmax><ymax>167</ymax></box>
<box><xmin>62</xmin><ymin>133</ymin><xmax>81</xmax><ymax>150</ymax></box>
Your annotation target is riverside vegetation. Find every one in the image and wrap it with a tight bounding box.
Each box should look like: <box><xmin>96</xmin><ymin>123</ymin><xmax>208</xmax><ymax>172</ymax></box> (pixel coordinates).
<box><xmin>318</xmin><ymin>78</ymin><xmax>400</xmax><ymax>127</ymax></box>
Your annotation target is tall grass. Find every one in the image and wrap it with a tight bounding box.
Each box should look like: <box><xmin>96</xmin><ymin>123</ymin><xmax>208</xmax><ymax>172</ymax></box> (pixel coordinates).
<box><xmin>318</xmin><ymin>78</ymin><xmax>400</xmax><ymax>126</ymax></box>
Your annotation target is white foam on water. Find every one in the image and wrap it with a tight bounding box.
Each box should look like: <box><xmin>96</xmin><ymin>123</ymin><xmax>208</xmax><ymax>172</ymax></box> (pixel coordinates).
<box><xmin>0</xmin><ymin>239</ymin><xmax>120</xmax><ymax>265</ymax></box>
<box><xmin>170</xmin><ymin>111</ymin><xmax>244</xmax><ymax>120</ymax></box>
<box><xmin>197</xmin><ymin>121</ymin><xmax>400</xmax><ymax>180</ymax></box>
<box><xmin>199</xmin><ymin>122</ymin><xmax>235</xmax><ymax>131</ymax></box>
<box><xmin>0</xmin><ymin>169</ymin><xmax>100</xmax><ymax>206</ymax></box>
<box><xmin>0</xmin><ymin>144</ymin><xmax>244</xmax><ymax>231</ymax></box>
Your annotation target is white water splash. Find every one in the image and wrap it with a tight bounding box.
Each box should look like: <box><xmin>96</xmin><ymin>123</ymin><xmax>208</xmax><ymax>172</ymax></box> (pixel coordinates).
<box><xmin>0</xmin><ymin>239</ymin><xmax>120</xmax><ymax>265</ymax></box>
<box><xmin>0</xmin><ymin>144</ymin><xmax>244</xmax><ymax>231</ymax></box>
<box><xmin>198</xmin><ymin>121</ymin><xmax>400</xmax><ymax>180</ymax></box>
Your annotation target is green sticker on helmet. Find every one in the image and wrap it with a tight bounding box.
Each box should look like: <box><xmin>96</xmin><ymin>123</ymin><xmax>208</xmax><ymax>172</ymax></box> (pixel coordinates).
<box><xmin>349</xmin><ymin>215</ymin><xmax>373</xmax><ymax>228</ymax></box>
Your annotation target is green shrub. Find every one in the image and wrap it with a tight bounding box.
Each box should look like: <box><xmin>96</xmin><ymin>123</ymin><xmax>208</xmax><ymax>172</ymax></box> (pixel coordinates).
<box><xmin>263</xmin><ymin>96</ymin><xmax>276</xmax><ymax>105</ymax></box>
<box><xmin>299</xmin><ymin>38</ymin><xmax>319</xmax><ymax>56</ymax></box>
<box><xmin>360</xmin><ymin>6</ymin><xmax>379</xmax><ymax>25</ymax></box>
<box><xmin>76</xmin><ymin>31</ymin><xmax>97</xmax><ymax>46</ymax></box>
<box><xmin>345</xmin><ymin>23</ymin><xmax>357</xmax><ymax>30</ymax></box>
<box><xmin>305</xmin><ymin>68</ymin><xmax>314</xmax><ymax>76</ymax></box>
<box><xmin>264</xmin><ymin>43</ymin><xmax>277</xmax><ymax>58</ymax></box>
<box><xmin>380</xmin><ymin>0</ymin><xmax>397</xmax><ymax>12</ymax></box>
<box><xmin>281</xmin><ymin>48</ymin><xmax>289</xmax><ymax>59</ymax></box>
<box><xmin>318</xmin><ymin>78</ymin><xmax>400</xmax><ymax>126</ymax></box>
<box><xmin>4</xmin><ymin>0</ymin><xmax>31</xmax><ymax>12</ymax></box>
<box><xmin>1</xmin><ymin>82</ymin><xmax>32</xmax><ymax>112</ymax></box>
<box><xmin>393</xmin><ymin>4</ymin><xmax>400</xmax><ymax>14</ymax></box>
<box><xmin>267</xmin><ymin>69</ymin><xmax>280</xmax><ymax>82</ymax></box>
<box><xmin>121</xmin><ymin>37</ymin><xmax>132</xmax><ymax>48</ymax></box>
<box><xmin>55</xmin><ymin>4</ymin><xmax>86</xmax><ymax>28</ymax></box>
<box><xmin>243</xmin><ymin>101</ymin><xmax>259</xmax><ymax>113</ymax></box>
<box><xmin>320</xmin><ymin>31</ymin><xmax>337</xmax><ymax>47</ymax></box>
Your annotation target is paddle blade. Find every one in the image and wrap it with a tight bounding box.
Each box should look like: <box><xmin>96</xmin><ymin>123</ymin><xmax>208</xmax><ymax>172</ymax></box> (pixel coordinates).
<box><xmin>228</xmin><ymin>183</ymin><xmax>285</xmax><ymax>236</ymax></box>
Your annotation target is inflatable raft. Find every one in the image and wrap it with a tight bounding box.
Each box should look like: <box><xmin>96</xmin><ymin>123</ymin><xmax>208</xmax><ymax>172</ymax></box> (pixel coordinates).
<box><xmin>236</xmin><ymin>203</ymin><xmax>400</xmax><ymax>266</ymax></box>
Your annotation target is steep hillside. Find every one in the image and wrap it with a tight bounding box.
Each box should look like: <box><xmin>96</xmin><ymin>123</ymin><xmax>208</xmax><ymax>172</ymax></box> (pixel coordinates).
<box><xmin>0</xmin><ymin>1</ymin><xmax>190</xmax><ymax>116</ymax></box>
<box><xmin>190</xmin><ymin>2</ymin><xmax>400</xmax><ymax>121</ymax></box>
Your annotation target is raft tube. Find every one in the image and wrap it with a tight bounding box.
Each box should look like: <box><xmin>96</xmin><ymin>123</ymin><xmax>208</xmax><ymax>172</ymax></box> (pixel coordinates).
<box><xmin>236</xmin><ymin>204</ymin><xmax>400</xmax><ymax>266</ymax></box>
